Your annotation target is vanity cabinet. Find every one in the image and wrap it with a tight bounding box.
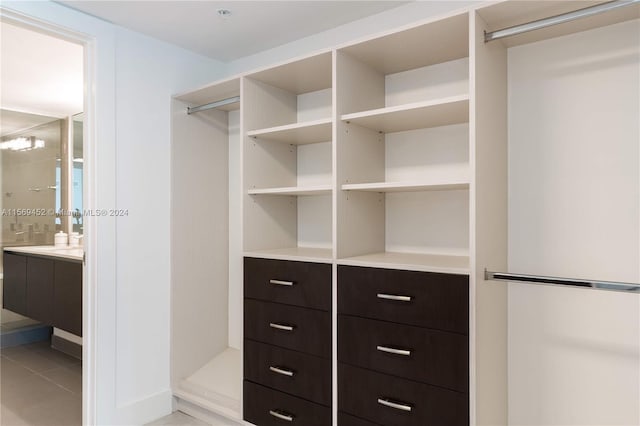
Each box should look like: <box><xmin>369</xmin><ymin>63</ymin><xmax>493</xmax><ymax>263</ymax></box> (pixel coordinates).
<box><xmin>2</xmin><ymin>251</ymin><xmax>82</xmax><ymax>336</ymax></box>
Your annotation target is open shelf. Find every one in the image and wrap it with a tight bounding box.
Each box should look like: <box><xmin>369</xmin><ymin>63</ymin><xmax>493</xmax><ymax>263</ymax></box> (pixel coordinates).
<box><xmin>338</xmin><ymin>251</ymin><xmax>470</xmax><ymax>275</ymax></box>
<box><xmin>244</xmin><ymin>246</ymin><xmax>333</xmax><ymax>263</ymax></box>
<box><xmin>247</xmin><ymin>118</ymin><xmax>332</xmax><ymax>145</ymax></box>
<box><xmin>248</xmin><ymin>185</ymin><xmax>332</xmax><ymax>196</ymax></box>
<box><xmin>341</xmin><ymin>95</ymin><xmax>469</xmax><ymax>133</ymax></box>
<box><xmin>175</xmin><ymin>77</ymin><xmax>241</xmax><ymax>112</ymax></box>
<box><xmin>174</xmin><ymin>347</ymin><xmax>242</xmax><ymax>420</ymax></box>
<box><xmin>342</xmin><ymin>177</ymin><xmax>469</xmax><ymax>193</ymax></box>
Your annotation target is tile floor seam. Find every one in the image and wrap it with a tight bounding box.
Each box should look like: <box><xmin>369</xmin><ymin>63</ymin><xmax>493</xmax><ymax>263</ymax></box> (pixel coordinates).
<box><xmin>33</xmin><ymin>370</ymin><xmax>79</xmax><ymax>396</ymax></box>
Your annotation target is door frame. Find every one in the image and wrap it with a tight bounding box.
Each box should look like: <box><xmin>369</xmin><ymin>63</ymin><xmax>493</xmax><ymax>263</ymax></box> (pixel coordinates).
<box><xmin>0</xmin><ymin>8</ymin><xmax>98</xmax><ymax>425</ymax></box>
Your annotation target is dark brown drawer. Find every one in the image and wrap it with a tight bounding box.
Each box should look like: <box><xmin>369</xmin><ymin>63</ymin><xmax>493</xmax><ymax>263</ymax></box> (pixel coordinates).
<box><xmin>245</xmin><ymin>257</ymin><xmax>331</xmax><ymax>311</ymax></box>
<box><xmin>338</xmin><ymin>315</ymin><xmax>468</xmax><ymax>392</ymax></box>
<box><xmin>339</xmin><ymin>412</ymin><xmax>380</xmax><ymax>426</ymax></box>
<box><xmin>244</xmin><ymin>340</ymin><xmax>331</xmax><ymax>406</ymax></box>
<box><xmin>245</xmin><ymin>299</ymin><xmax>331</xmax><ymax>358</ymax></box>
<box><xmin>339</xmin><ymin>364</ymin><xmax>468</xmax><ymax>426</ymax></box>
<box><xmin>338</xmin><ymin>266</ymin><xmax>468</xmax><ymax>334</ymax></box>
<box><xmin>244</xmin><ymin>381</ymin><xmax>331</xmax><ymax>426</ymax></box>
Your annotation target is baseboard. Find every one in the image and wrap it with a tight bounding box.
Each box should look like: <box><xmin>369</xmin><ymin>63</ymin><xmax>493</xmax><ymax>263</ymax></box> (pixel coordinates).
<box><xmin>117</xmin><ymin>389</ymin><xmax>174</xmax><ymax>426</ymax></box>
<box><xmin>0</xmin><ymin>324</ymin><xmax>51</xmax><ymax>348</ymax></box>
<box><xmin>175</xmin><ymin>396</ymin><xmax>247</xmax><ymax>425</ymax></box>
<box><xmin>51</xmin><ymin>334</ymin><xmax>82</xmax><ymax>359</ymax></box>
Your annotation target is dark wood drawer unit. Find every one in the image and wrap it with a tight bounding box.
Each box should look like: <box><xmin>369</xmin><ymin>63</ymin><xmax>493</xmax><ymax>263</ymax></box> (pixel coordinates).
<box><xmin>53</xmin><ymin>259</ymin><xmax>83</xmax><ymax>336</ymax></box>
<box><xmin>338</xmin><ymin>315</ymin><xmax>468</xmax><ymax>392</ymax></box>
<box><xmin>3</xmin><ymin>252</ymin><xmax>27</xmax><ymax>316</ymax></box>
<box><xmin>26</xmin><ymin>256</ymin><xmax>55</xmax><ymax>325</ymax></box>
<box><xmin>244</xmin><ymin>257</ymin><xmax>331</xmax><ymax>310</ymax></box>
<box><xmin>339</xmin><ymin>412</ymin><xmax>381</xmax><ymax>426</ymax></box>
<box><xmin>245</xmin><ymin>299</ymin><xmax>331</xmax><ymax>358</ymax></box>
<box><xmin>338</xmin><ymin>364</ymin><xmax>468</xmax><ymax>426</ymax></box>
<box><xmin>338</xmin><ymin>265</ymin><xmax>469</xmax><ymax>334</ymax></box>
<box><xmin>244</xmin><ymin>340</ymin><xmax>331</xmax><ymax>406</ymax></box>
<box><xmin>244</xmin><ymin>381</ymin><xmax>331</xmax><ymax>426</ymax></box>
<box><xmin>244</xmin><ymin>257</ymin><xmax>333</xmax><ymax>425</ymax></box>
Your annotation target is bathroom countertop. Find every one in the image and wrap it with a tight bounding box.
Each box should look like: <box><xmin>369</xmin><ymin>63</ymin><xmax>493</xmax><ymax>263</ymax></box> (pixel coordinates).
<box><xmin>4</xmin><ymin>245</ymin><xmax>83</xmax><ymax>262</ymax></box>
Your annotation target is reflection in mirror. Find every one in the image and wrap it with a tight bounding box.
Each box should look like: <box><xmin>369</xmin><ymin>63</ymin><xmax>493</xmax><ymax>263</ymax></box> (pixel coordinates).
<box><xmin>1</xmin><ymin>109</ymin><xmax>61</xmax><ymax>247</ymax></box>
<box><xmin>72</xmin><ymin>113</ymin><xmax>83</xmax><ymax>234</ymax></box>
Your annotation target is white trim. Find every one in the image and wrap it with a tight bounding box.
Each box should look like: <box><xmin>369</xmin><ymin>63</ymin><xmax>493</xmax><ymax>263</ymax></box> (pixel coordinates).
<box><xmin>0</xmin><ymin>7</ymin><xmax>99</xmax><ymax>425</ymax></box>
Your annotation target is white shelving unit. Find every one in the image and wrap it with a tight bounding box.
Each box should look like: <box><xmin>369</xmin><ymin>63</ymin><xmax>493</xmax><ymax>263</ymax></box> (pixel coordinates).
<box><xmin>169</xmin><ymin>2</ymin><xmax>640</xmax><ymax>425</ymax></box>
<box><xmin>243</xmin><ymin>52</ymin><xmax>334</xmax><ymax>259</ymax></box>
<box><xmin>335</xmin><ymin>12</ymin><xmax>471</xmax><ymax>270</ymax></box>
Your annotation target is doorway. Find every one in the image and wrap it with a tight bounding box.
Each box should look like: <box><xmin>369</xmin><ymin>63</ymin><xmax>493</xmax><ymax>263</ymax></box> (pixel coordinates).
<box><xmin>0</xmin><ymin>17</ymin><xmax>88</xmax><ymax>426</ymax></box>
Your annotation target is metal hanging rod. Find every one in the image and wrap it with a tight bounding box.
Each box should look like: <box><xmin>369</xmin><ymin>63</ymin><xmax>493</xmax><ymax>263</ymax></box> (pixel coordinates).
<box><xmin>187</xmin><ymin>96</ymin><xmax>240</xmax><ymax>115</ymax></box>
<box><xmin>485</xmin><ymin>269</ymin><xmax>640</xmax><ymax>293</ymax></box>
<box><xmin>484</xmin><ymin>0</ymin><xmax>640</xmax><ymax>43</ymax></box>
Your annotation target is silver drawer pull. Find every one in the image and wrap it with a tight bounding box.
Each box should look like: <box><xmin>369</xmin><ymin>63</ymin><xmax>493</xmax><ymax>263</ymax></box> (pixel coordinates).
<box><xmin>377</xmin><ymin>293</ymin><xmax>412</xmax><ymax>302</ymax></box>
<box><xmin>377</xmin><ymin>398</ymin><xmax>413</xmax><ymax>412</ymax></box>
<box><xmin>376</xmin><ymin>345</ymin><xmax>411</xmax><ymax>356</ymax></box>
<box><xmin>269</xmin><ymin>409</ymin><xmax>295</xmax><ymax>422</ymax></box>
<box><xmin>269</xmin><ymin>322</ymin><xmax>295</xmax><ymax>332</ymax></box>
<box><xmin>269</xmin><ymin>366</ymin><xmax>295</xmax><ymax>377</ymax></box>
<box><xmin>270</xmin><ymin>279</ymin><xmax>294</xmax><ymax>286</ymax></box>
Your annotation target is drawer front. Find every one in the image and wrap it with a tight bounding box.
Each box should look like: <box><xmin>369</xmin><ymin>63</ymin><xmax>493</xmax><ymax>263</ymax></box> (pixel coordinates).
<box><xmin>244</xmin><ymin>381</ymin><xmax>331</xmax><ymax>426</ymax></box>
<box><xmin>244</xmin><ymin>340</ymin><xmax>331</xmax><ymax>406</ymax></box>
<box><xmin>339</xmin><ymin>412</ymin><xmax>380</xmax><ymax>426</ymax></box>
<box><xmin>245</xmin><ymin>299</ymin><xmax>331</xmax><ymax>358</ymax></box>
<box><xmin>339</xmin><ymin>364</ymin><xmax>468</xmax><ymax>426</ymax></box>
<box><xmin>338</xmin><ymin>315</ymin><xmax>468</xmax><ymax>392</ymax></box>
<box><xmin>338</xmin><ymin>266</ymin><xmax>469</xmax><ymax>334</ymax></box>
<box><xmin>245</xmin><ymin>258</ymin><xmax>331</xmax><ymax>311</ymax></box>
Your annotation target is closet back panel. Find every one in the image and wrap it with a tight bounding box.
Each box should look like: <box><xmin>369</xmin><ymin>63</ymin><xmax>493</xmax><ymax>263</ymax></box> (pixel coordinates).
<box><xmin>385</xmin><ymin>58</ymin><xmax>469</xmax><ymax>106</ymax></box>
<box><xmin>385</xmin><ymin>123</ymin><xmax>469</xmax><ymax>182</ymax></box>
<box><xmin>171</xmin><ymin>100</ymin><xmax>230</xmax><ymax>383</ymax></box>
<box><xmin>508</xmin><ymin>19</ymin><xmax>640</xmax><ymax>426</ymax></box>
<box><xmin>386</xmin><ymin>190</ymin><xmax>469</xmax><ymax>255</ymax></box>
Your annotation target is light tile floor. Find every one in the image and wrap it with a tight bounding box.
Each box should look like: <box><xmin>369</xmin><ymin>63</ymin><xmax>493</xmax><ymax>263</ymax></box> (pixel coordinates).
<box><xmin>0</xmin><ymin>340</ymin><xmax>82</xmax><ymax>426</ymax></box>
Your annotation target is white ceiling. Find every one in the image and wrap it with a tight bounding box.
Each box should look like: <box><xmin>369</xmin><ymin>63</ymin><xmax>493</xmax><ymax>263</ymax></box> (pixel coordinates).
<box><xmin>58</xmin><ymin>1</ymin><xmax>409</xmax><ymax>62</ymax></box>
<box><xmin>0</xmin><ymin>22</ymin><xmax>83</xmax><ymax>135</ymax></box>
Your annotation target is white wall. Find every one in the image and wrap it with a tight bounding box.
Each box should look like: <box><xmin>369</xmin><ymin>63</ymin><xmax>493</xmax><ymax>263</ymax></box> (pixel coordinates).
<box><xmin>113</xmin><ymin>25</ymin><xmax>225</xmax><ymax>422</ymax></box>
<box><xmin>508</xmin><ymin>19</ymin><xmax>640</xmax><ymax>425</ymax></box>
<box><xmin>1</xmin><ymin>2</ymin><xmax>224</xmax><ymax>424</ymax></box>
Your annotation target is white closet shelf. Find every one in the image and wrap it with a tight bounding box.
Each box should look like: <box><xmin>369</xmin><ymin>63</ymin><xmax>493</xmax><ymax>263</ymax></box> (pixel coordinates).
<box><xmin>247</xmin><ymin>118</ymin><xmax>332</xmax><ymax>145</ymax></box>
<box><xmin>338</xmin><ymin>251</ymin><xmax>470</xmax><ymax>275</ymax></box>
<box><xmin>248</xmin><ymin>185</ymin><xmax>332</xmax><ymax>196</ymax></box>
<box><xmin>174</xmin><ymin>347</ymin><xmax>241</xmax><ymax>420</ymax></box>
<box><xmin>244</xmin><ymin>247</ymin><xmax>333</xmax><ymax>263</ymax></box>
<box><xmin>341</xmin><ymin>95</ymin><xmax>469</xmax><ymax>133</ymax></box>
<box><xmin>342</xmin><ymin>180</ymin><xmax>469</xmax><ymax>193</ymax></box>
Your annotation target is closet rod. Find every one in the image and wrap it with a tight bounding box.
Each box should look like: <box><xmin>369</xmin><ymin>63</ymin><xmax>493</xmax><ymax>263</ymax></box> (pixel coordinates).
<box><xmin>187</xmin><ymin>96</ymin><xmax>240</xmax><ymax>115</ymax></box>
<box><xmin>484</xmin><ymin>269</ymin><xmax>640</xmax><ymax>293</ymax></box>
<box><xmin>484</xmin><ymin>0</ymin><xmax>640</xmax><ymax>42</ymax></box>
